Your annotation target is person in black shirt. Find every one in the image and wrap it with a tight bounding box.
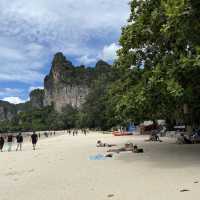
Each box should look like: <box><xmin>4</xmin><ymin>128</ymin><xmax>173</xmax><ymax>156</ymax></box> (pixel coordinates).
<box><xmin>16</xmin><ymin>133</ymin><xmax>23</xmax><ymax>151</ymax></box>
<box><xmin>7</xmin><ymin>134</ymin><xmax>13</xmax><ymax>152</ymax></box>
<box><xmin>31</xmin><ymin>132</ymin><xmax>38</xmax><ymax>150</ymax></box>
<box><xmin>0</xmin><ymin>135</ymin><xmax>5</xmax><ymax>152</ymax></box>
<box><xmin>83</xmin><ymin>129</ymin><xmax>87</xmax><ymax>136</ymax></box>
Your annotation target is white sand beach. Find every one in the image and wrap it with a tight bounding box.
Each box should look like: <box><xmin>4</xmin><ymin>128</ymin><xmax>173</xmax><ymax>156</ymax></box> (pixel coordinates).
<box><xmin>1</xmin><ymin>132</ymin><xmax>200</xmax><ymax>200</ymax></box>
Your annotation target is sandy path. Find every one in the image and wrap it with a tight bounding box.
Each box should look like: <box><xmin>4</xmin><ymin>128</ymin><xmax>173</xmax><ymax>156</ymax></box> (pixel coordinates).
<box><xmin>0</xmin><ymin>132</ymin><xmax>200</xmax><ymax>200</ymax></box>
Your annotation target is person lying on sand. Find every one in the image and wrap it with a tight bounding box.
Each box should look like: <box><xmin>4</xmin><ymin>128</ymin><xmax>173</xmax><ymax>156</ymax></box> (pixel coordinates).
<box><xmin>107</xmin><ymin>143</ymin><xmax>144</xmax><ymax>154</ymax></box>
<box><xmin>96</xmin><ymin>140</ymin><xmax>116</xmax><ymax>147</ymax></box>
<box><xmin>133</xmin><ymin>145</ymin><xmax>144</xmax><ymax>153</ymax></box>
<box><xmin>176</xmin><ymin>133</ymin><xmax>192</xmax><ymax>144</ymax></box>
<box><xmin>145</xmin><ymin>133</ymin><xmax>162</xmax><ymax>142</ymax></box>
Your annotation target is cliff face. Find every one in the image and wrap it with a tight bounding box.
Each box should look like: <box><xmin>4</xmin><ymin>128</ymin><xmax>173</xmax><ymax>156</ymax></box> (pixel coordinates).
<box><xmin>44</xmin><ymin>53</ymin><xmax>90</xmax><ymax>112</ymax></box>
<box><xmin>44</xmin><ymin>85</ymin><xmax>89</xmax><ymax>112</ymax></box>
<box><xmin>43</xmin><ymin>52</ymin><xmax>111</xmax><ymax>113</ymax></box>
<box><xmin>30</xmin><ymin>89</ymin><xmax>44</xmax><ymax>109</ymax></box>
<box><xmin>0</xmin><ymin>52</ymin><xmax>111</xmax><ymax>120</ymax></box>
<box><xmin>0</xmin><ymin>100</ymin><xmax>17</xmax><ymax>121</ymax></box>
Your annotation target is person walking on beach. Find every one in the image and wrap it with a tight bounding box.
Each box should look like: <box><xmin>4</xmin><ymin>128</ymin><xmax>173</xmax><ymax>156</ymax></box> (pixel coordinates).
<box><xmin>16</xmin><ymin>133</ymin><xmax>23</xmax><ymax>151</ymax></box>
<box><xmin>0</xmin><ymin>135</ymin><xmax>5</xmax><ymax>152</ymax></box>
<box><xmin>31</xmin><ymin>132</ymin><xmax>38</xmax><ymax>150</ymax></box>
<box><xmin>7</xmin><ymin>134</ymin><xmax>13</xmax><ymax>152</ymax></box>
<box><xmin>83</xmin><ymin>129</ymin><xmax>87</xmax><ymax>136</ymax></box>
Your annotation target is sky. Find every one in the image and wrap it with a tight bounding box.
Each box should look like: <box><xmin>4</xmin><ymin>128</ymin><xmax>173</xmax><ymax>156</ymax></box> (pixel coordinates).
<box><xmin>0</xmin><ymin>0</ymin><xmax>130</xmax><ymax>104</ymax></box>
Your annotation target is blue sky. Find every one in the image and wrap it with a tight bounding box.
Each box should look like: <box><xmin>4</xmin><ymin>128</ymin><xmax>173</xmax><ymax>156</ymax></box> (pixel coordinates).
<box><xmin>0</xmin><ymin>0</ymin><xmax>130</xmax><ymax>104</ymax></box>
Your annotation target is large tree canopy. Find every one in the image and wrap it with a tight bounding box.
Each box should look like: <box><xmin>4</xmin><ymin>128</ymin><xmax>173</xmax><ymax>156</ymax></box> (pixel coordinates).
<box><xmin>108</xmin><ymin>0</ymin><xmax>200</xmax><ymax>127</ymax></box>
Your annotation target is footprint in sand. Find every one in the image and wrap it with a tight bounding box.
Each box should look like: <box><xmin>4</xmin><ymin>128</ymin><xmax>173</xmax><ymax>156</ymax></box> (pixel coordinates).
<box><xmin>107</xmin><ymin>194</ymin><xmax>115</xmax><ymax>198</ymax></box>
<box><xmin>180</xmin><ymin>189</ymin><xmax>190</xmax><ymax>192</ymax></box>
<box><xmin>28</xmin><ymin>169</ymin><xmax>35</xmax><ymax>173</ymax></box>
<box><xmin>5</xmin><ymin>169</ymin><xmax>34</xmax><ymax>177</ymax></box>
<box><xmin>5</xmin><ymin>170</ymin><xmax>25</xmax><ymax>176</ymax></box>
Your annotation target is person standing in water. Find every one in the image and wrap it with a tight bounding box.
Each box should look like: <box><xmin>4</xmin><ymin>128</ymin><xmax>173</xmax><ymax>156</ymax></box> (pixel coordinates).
<box><xmin>0</xmin><ymin>135</ymin><xmax>5</xmax><ymax>152</ymax></box>
<box><xmin>16</xmin><ymin>133</ymin><xmax>23</xmax><ymax>151</ymax></box>
<box><xmin>7</xmin><ymin>134</ymin><xmax>13</xmax><ymax>152</ymax></box>
<box><xmin>31</xmin><ymin>132</ymin><xmax>38</xmax><ymax>150</ymax></box>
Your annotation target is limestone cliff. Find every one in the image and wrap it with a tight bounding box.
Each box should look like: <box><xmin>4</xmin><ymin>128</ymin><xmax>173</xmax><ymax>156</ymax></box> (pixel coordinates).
<box><xmin>0</xmin><ymin>52</ymin><xmax>111</xmax><ymax>120</ymax></box>
<box><xmin>0</xmin><ymin>100</ymin><xmax>17</xmax><ymax>121</ymax></box>
<box><xmin>44</xmin><ymin>53</ymin><xmax>89</xmax><ymax>112</ymax></box>
<box><xmin>30</xmin><ymin>89</ymin><xmax>44</xmax><ymax>109</ymax></box>
<box><xmin>43</xmin><ymin>52</ymin><xmax>111</xmax><ymax>112</ymax></box>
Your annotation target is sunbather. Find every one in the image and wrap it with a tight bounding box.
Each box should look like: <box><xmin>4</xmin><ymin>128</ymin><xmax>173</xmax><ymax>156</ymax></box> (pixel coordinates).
<box><xmin>96</xmin><ymin>140</ymin><xmax>116</xmax><ymax>147</ymax></box>
<box><xmin>177</xmin><ymin>133</ymin><xmax>192</xmax><ymax>144</ymax></box>
<box><xmin>190</xmin><ymin>130</ymin><xmax>200</xmax><ymax>143</ymax></box>
<box><xmin>145</xmin><ymin>133</ymin><xmax>162</xmax><ymax>142</ymax></box>
<box><xmin>133</xmin><ymin>145</ymin><xmax>144</xmax><ymax>153</ymax></box>
<box><xmin>107</xmin><ymin>143</ymin><xmax>143</xmax><ymax>153</ymax></box>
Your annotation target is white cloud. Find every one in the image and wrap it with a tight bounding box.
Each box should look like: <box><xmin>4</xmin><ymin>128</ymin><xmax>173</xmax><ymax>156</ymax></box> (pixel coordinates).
<box><xmin>0</xmin><ymin>88</ymin><xmax>22</xmax><ymax>98</ymax></box>
<box><xmin>0</xmin><ymin>0</ymin><xmax>130</xmax><ymax>83</ymax></box>
<box><xmin>100</xmin><ymin>43</ymin><xmax>121</xmax><ymax>62</ymax></box>
<box><xmin>0</xmin><ymin>36</ymin><xmax>48</xmax><ymax>83</ymax></box>
<box><xmin>77</xmin><ymin>55</ymin><xmax>97</xmax><ymax>65</ymax></box>
<box><xmin>0</xmin><ymin>66</ymin><xmax>45</xmax><ymax>83</ymax></box>
<box><xmin>3</xmin><ymin>96</ymin><xmax>26</xmax><ymax>104</ymax></box>
<box><xmin>0</xmin><ymin>0</ymin><xmax>129</xmax><ymax>36</ymax></box>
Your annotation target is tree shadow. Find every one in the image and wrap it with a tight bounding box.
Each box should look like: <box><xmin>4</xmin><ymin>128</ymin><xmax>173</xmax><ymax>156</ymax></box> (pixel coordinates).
<box><xmin>117</xmin><ymin>141</ymin><xmax>200</xmax><ymax>169</ymax></box>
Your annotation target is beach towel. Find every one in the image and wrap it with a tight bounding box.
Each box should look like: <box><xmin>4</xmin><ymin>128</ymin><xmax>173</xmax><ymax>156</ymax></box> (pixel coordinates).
<box><xmin>89</xmin><ymin>154</ymin><xmax>107</xmax><ymax>160</ymax></box>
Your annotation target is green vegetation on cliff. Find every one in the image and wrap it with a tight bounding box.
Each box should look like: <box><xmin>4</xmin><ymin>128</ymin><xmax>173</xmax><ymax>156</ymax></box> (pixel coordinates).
<box><xmin>30</xmin><ymin>89</ymin><xmax>44</xmax><ymax>109</ymax></box>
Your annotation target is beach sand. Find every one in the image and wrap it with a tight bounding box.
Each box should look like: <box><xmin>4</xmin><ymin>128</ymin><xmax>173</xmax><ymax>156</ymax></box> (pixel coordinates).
<box><xmin>0</xmin><ymin>132</ymin><xmax>200</xmax><ymax>200</ymax></box>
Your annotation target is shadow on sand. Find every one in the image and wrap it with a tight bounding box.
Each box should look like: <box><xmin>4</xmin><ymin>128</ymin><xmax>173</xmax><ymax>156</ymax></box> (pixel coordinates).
<box><xmin>117</xmin><ymin>141</ymin><xmax>200</xmax><ymax>169</ymax></box>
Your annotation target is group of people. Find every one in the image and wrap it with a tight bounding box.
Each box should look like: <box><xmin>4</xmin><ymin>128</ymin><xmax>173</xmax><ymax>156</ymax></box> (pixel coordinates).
<box><xmin>67</xmin><ymin>129</ymin><xmax>88</xmax><ymax>136</ymax></box>
<box><xmin>0</xmin><ymin>132</ymin><xmax>38</xmax><ymax>152</ymax></box>
<box><xmin>44</xmin><ymin>131</ymin><xmax>56</xmax><ymax>138</ymax></box>
<box><xmin>175</xmin><ymin>128</ymin><xmax>200</xmax><ymax>144</ymax></box>
<box><xmin>146</xmin><ymin>132</ymin><xmax>163</xmax><ymax>142</ymax></box>
<box><xmin>176</xmin><ymin>133</ymin><xmax>192</xmax><ymax>144</ymax></box>
<box><xmin>96</xmin><ymin>140</ymin><xmax>144</xmax><ymax>154</ymax></box>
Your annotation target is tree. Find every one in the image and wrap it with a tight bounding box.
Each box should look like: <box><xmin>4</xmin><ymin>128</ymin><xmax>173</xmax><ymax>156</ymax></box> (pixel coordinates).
<box><xmin>79</xmin><ymin>62</ymin><xmax>117</xmax><ymax>130</ymax></box>
<box><xmin>109</xmin><ymin>0</ymin><xmax>200</xmax><ymax>129</ymax></box>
